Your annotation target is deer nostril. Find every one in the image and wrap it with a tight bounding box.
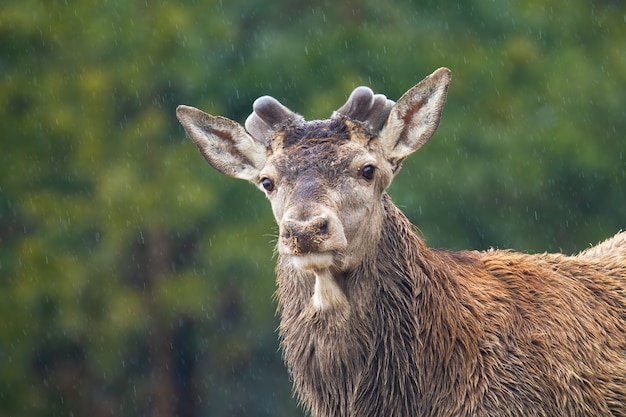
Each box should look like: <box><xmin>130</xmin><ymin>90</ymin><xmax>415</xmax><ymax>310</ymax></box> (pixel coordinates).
<box><xmin>318</xmin><ymin>218</ymin><xmax>329</xmax><ymax>235</ymax></box>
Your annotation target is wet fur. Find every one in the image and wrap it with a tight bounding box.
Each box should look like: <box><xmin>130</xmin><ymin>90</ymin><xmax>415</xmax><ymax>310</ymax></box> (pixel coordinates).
<box><xmin>277</xmin><ymin>195</ymin><xmax>626</xmax><ymax>417</ymax></box>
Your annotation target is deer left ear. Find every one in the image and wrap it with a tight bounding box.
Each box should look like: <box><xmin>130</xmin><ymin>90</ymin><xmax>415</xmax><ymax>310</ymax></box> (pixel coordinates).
<box><xmin>379</xmin><ymin>67</ymin><xmax>451</xmax><ymax>171</ymax></box>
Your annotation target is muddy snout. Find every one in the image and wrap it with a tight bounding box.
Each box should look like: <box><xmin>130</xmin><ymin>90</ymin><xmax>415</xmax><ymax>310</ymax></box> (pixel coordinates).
<box><xmin>279</xmin><ymin>209</ymin><xmax>347</xmax><ymax>257</ymax></box>
<box><xmin>282</xmin><ymin>216</ymin><xmax>329</xmax><ymax>255</ymax></box>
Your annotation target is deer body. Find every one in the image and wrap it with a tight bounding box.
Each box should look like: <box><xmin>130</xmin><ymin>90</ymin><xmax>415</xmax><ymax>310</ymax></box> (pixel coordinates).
<box><xmin>177</xmin><ymin>68</ymin><xmax>626</xmax><ymax>416</ymax></box>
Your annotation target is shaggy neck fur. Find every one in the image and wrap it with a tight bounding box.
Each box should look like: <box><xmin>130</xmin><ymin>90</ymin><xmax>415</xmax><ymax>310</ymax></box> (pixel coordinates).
<box><xmin>276</xmin><ymin>194</ymin><xmax>481</xmax><ymax>417</ymax></box>
<box><xmin>275</xmin><ymin>194</ymin><xmax>626</xmax><ymax>417</ymax></box>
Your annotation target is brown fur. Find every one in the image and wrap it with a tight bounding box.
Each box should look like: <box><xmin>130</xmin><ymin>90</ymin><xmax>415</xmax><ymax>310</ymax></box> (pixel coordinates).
<box><xmin>278</xmin><ymin>196</ymin><xmax>626</xmax><ymax>416</ymax></box>
<box><xmin>176</xmin><ymin>68</ymin><xmax>626</xmax><ymax>416</ymax></box>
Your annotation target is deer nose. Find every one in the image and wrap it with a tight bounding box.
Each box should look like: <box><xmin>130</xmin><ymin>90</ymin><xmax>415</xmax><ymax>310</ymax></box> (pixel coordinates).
<box><xmin>282</xmin><ymin>215</ymin><xmax>330</xmax><ymax>255</ymax></box>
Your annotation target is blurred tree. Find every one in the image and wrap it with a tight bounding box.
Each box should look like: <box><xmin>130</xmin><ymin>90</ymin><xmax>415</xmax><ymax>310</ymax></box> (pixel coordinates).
<box><xmin>0</xmin><ymin>0</ymin><xmax>624</xmax><ymax>416</ymax></box>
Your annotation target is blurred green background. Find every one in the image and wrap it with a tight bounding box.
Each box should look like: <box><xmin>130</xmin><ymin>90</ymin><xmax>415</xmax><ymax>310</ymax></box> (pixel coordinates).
<box><xmin>1</xmin><ymin>1</ymin><xmax>624</xmax><ymax>416</ymax></box>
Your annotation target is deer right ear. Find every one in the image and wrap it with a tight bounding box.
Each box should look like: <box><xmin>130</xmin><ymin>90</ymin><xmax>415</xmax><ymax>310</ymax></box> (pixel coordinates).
<box><xmin>176</xmin><ymin>105</ymin><xmax>267</xmax><ymax>182</ymax></box>
<box><xmin>379</xmin><ymin>67</ymin><xmax>451</xmax><ymax>172</ymax></box>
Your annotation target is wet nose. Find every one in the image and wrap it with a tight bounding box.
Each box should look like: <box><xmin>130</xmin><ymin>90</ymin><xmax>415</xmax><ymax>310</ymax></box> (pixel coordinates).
<box><xmin>282</xmin><ymin>215</ymin><xmax>330</xmax><ymax>254</ymax></box>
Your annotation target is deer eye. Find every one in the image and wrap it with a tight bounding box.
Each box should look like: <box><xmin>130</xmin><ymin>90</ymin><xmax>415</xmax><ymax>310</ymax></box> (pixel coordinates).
<box><xmin>260</xmin><ymin>177</ymin><xmax>275</xmax><ymax>192</ymax></box>
<box><xmin>360</xmin><ymin>164</ymin><xmax>376</xmax><ymax>180</ymax></box>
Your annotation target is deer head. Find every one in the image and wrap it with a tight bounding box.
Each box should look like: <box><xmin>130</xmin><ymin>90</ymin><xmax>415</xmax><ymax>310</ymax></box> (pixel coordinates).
<box><xmin>177</xmin><ymin>68</ymin><xmax>450</xmax><ymax>281</ymax></box>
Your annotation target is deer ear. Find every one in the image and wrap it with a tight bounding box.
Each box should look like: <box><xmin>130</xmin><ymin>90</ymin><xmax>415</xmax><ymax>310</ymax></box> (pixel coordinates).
<box><xmin>379</xmin><ymin>67</ymin><xmax>451</xmax><ymax>171</ymax></box>
<box><xmin>176</xmin><ymin>105</ymin><xmax>266</xmax><ymax>182</ymax></box>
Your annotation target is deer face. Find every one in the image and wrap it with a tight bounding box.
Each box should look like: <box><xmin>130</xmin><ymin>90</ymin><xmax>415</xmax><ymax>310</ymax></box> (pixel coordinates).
<box><xmin>258</xmin><ymin>118</ymin><xmax>394</xmax><ymax>272</ymax></box>
<box><xmin>177</xmin><ymin>68</ymin><xmax>451</xmax><ymax>274</ymax></box>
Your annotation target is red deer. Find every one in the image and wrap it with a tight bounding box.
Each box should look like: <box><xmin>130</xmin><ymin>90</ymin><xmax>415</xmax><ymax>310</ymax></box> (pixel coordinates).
<box><xmin>176</xmin><ymin>68</ymin><xmax>626</xmax><ymax>416</ymax></box>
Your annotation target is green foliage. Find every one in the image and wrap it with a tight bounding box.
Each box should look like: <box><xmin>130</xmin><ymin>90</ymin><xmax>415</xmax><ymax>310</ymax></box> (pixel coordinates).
<box><xmin>1</xmin><ymin>0</ymin><xmax>624</xmax><ymax>416</ymax></box>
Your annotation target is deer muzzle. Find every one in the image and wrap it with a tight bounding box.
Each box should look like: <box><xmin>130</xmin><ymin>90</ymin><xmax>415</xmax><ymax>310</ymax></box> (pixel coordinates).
<box><xmin>279</xmin><ymin>208</ymin><xmax>347</xmax><ymax>270</ymax></box>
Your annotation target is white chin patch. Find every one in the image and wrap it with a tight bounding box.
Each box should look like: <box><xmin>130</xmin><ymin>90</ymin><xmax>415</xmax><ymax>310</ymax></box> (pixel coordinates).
<box><xmin>287</xmin><ymin>253</ymin><xmax>348</xmax><ymax>312</ymax></box>
<box><xmin>290</xmin><ymin>252</ymin><xmax>334</xmax><ymax>270</ymax></box>
<box><xmin>312</xmin><ymin>269</ymin><xmax>347</xmax><ymax>311</ymax></box>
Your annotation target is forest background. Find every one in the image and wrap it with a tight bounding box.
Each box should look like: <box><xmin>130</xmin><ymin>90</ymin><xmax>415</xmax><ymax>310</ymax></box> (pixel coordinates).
<box><xmin>1</xmin><ymin>1</ymin><xmax>625</xmax><ymax>416</ymax></box>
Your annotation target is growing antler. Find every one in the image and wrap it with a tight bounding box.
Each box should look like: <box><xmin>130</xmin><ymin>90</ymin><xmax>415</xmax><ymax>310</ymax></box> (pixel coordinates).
<box><xmin>334</xmin><ymin>86</ymin><xmax>395</xmax><ymax>133</ymax></box>
<box><xmin>245</xmin><ymin>96</ymin><xmax>304</xmax><ymax>146</ymax></box>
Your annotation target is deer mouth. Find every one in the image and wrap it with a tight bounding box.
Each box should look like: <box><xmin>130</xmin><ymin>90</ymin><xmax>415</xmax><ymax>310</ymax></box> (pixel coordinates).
<box><xmin>278</xmin><ymin>233</ymin><xmax>346</xmax><ymax>270</ymax></box>
<box><xmin>285</xmin><ymin>251</ymin><xmax>336</xmax><ymax>270</ymax></box>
